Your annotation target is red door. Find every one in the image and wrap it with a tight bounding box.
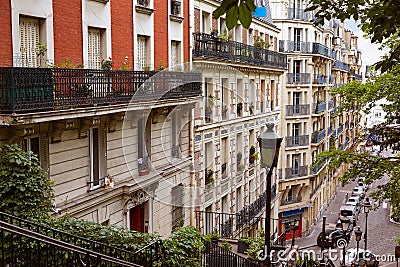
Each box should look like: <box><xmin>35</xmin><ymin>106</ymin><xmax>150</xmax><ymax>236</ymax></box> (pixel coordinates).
<box><xmin>130</xmin><ymin>204</ymin><xmax>144</xmax><ymax>232</ymax></box>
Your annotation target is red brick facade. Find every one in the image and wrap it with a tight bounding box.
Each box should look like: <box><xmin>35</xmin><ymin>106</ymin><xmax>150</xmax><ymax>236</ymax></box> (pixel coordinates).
<box><xmin>111</xmin><ymin>0</ymin><xmax>134</xmax><ymax>70</ymax></box>
<box><xmin>183</xmin><ymin>0</ymin><xmax>190</xmax><ymax>62</ymax></box>
<box><xmin>194</xmin><ymin>8</ymin><xmax>200</xmax><ymax>33</ymax></box>
<box><xmin>53</xmin><ymin>0</ymin><xmax>83</xmax><ymax>66</ymax></box>
<box><xmin>0</xmin><ymin>1</ymin><xmax>13</xmax><ymax>66</ymax></box>
<box><xmin>154</xmin><ymin>1</ymin><xmax>169</xmax><ymax>69</ymax></box>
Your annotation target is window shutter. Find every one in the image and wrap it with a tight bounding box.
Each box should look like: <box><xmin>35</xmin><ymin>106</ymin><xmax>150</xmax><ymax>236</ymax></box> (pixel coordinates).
<box><xmin>39</xmin><ymin>134</ymin><xmax>50</xmax><ymax>175</ymax></box>
<box><xmin>137</xmin><ymin>36</ymin><xmax>147</xmax><ymax>70</ymax></box>
<box><xmin>19</xmin><ymin>16</ymin><xmax>39</xmax><ymax>67</ymax></box>
<box><xmin>88</xmin><ymin>28</ymin><xmax>101</xmax><ymax>69</ymax></box>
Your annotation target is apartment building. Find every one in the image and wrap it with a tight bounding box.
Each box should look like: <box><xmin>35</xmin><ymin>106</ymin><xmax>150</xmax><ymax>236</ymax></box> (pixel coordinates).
<box><xmin>0</xmin><ymin>0</ymin><xmax>202</xmax><ymax>238</ymax></box>
<box><xmin>191</xmin><ymin>0</ymin><xmax>288</xmax><ymax>240</ymax></box>
<box><xmin>269</xmin><ymin>0</ymin><xmax>362</xmax><ymax>238</ymax></box>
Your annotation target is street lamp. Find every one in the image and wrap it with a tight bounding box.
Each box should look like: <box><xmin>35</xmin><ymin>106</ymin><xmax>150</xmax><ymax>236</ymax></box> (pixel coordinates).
<box><xmin>355</xmin><ymin>226</ymin><xmax>363</xmax><ymax>264</ymax></box>
<box><xmin>258</xmin><ymin>123</ymin><xmax>283</xmax><ymax>266</ymax></box>
<box><xmin>290</xmin><ymin>220</ymin><xmax>299</xmax><ymax>247</ymax></box>
<box><xmin>363</xmin><ymin>197</ymin><xmax>372</xmax><ymax>251</ymax></box>
<box><xmin>340</xmin><ymin>216</ymin><xmax>350</xmax><ymax>267</ymax></box>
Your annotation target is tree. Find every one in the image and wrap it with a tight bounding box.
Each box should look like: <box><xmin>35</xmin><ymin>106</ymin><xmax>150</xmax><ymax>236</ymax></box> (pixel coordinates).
<box><xmin>0</xmin><ymin>144</ymin><xmax>54</xmax><ymax>221</ymax></box>
<box><xmin>216</xmin><ymin>0</ymin><xmax>399</xmax><ymax>72</ymax></box>
<box><xmin>313</xmin><ymin>67</ymin><xmax>400</xmax><ymax>219</ymax></box>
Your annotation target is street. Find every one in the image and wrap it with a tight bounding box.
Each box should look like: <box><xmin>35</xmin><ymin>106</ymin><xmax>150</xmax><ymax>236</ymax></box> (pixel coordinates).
<box><xmin>295</xmin><ymin>150</ymin><xmax>400</xmax><ymax>266</ymax></box>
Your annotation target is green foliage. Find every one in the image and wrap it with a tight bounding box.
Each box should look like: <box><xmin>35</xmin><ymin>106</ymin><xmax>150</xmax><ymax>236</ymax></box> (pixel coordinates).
<box><xmin>162</xmin><ymin>226</ymin><xmax>205</xmax><ymax>266</ymax></box>
<box><xmin>213</xmin><ymin>0</ymin><xmax>256</xmax><ymax>30</ymax></box>
<box><xmin>0</xmin><ymin>144</ymin><xmax>54</xmax><ymax>221</ymax></box>
<box><xmin>245</xmin><ymin>229</ymin><xmax>265</xmax><ymax>260</ymax></box>
<box><xmin>314</xmin><ymin>67</ymin><xmax>400</xmax><ymax>220</ymax></box>
<box><xmin>221</xmin><ymin>241</ymin><xmax>232</xmax><ymax>251</ymax></box>
<box><xmin>204</xmin><ymin>232</ymin><xmax>220</xmax><ymax>242</ymax></box>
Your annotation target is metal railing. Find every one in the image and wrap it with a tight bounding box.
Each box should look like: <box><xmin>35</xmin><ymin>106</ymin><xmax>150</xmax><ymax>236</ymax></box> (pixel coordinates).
<box><xmin>287</xmin><ymin>73</ymin><xmax>310</xmax><ymax>84</ymax></box>
<box><xmin>312</xmin><ymin>43</ymin><xmax>332</xmax><ymax>57</ymax></box>
<box><xmin>311</xmin><ymin>129</ymin><xmax>326</xmax><ymax>143</ymax></box>
<box><xmin>285</xmin><ymin>135</ymin><xmax>309</xmax><ymax>147</ymax></box>
<box><xmin>279</xmin><ymin>40</ymin><xmax>311</xmax><ymax>53</ymax></box>
<box><xmin>284</xmin><ymin>165</ymin><xmax>308</xmax><ymax>179</ymax></box>
<box><xmin>313</xmin><ymin>101</ymin><xmax>326</xmax><ymax>114</ymax></box>
<box><xmin>203</xmin><ymin>242</ymin><xmax>259</xmax><ymax>267</ymax></box>
<box><xmin>281</xmin><ymin>196</ymin><xmax>303</xmax><ymax>206</ymax></box>
<box><xmin>313</xmin><ymin>74</ymin><xmax>327</xmax><ymax>84</ymax></box>
<box><xmin>333</xmin><ymin>60</ymin><xmax>350</xmax><ymax>71</ymax></box>
<box><xmin>0</xmin><ymin>67</ymin><xmax>202</xmax><ymax>113</ymax></box>
<box><xmin>287</xmin><ymin>8</ymin><xmax>310</xmax><ymax>21</ymax></box>
<box><xmin>193</xmin><ymin>32</ymin><xmax>287</xmax><ymax>69</ymax></box>
<box><xmin>310</xmin><ymin>161</ymin><xmax>326</xmax><ymax>174</ymax></box>
<box><xmin>0</xmin><ymin>212</ymin><xmax>163</xmax><ymax>266</ymax></box>
<box><xmin>286</xmin><ymin>104</ymin><xmax>310</xmax><ymax>116</ymax></box>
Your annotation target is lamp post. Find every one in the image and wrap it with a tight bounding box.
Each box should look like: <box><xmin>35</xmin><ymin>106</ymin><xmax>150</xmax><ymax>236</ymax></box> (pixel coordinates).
<box><xmin>355</xmin><ymin>226</ymin><xmax>363</xmax><ymax>264</ymax></box>
<box><xmin>290</xmin><ymin>220</ymin><xmax>299</xmax><ymax>247</ymax></box>
<box><xmin>258</xmin><ymin>123</ymin><xmax>283</xmax><ymax>267</ymax></box>
<box><xmin>340</xmin><ymin>216</ymin><xmax>350</xmax><ymax>267</ymax></box>
<box><xmin>363</xmin><ymin>197</ymin><xmax>372</xmax><ymax>251</ymax></box>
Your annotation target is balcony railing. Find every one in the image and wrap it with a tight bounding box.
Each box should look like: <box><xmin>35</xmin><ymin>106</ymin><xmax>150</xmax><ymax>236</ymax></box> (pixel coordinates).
<box><xmin>0</xmin><ymin>68</ymin><xmax>202</xmax><ymax>114</ymax></box>
<box><xmin>203</xmin><ymin>242</ymin><xmax>259</xmax><ymax>267</ymax></box>
<box><xmin>312</xmin><ymin>43</ymin><xmax>332</xmax><ymax>57</ymax></box>
<box><xmin>284</xmin><ymin>165</ymin><xmax>308</xmax><ymax>179</ymax></box>
<box><xmin>327</xmin><ymin>126</ymin><xmax>333</xmax><ymax>136</ymax></box>
<box><xmin>285</xmin><ymin>135</ymin><xmax>309</xmax><ymax>147</ymax></box>
<box><xmin>328</xmin><ymin>100</ymin><xmax>335</xmax><ymax>110</ymax></box>
<box><xmin>333</xmin><ymin>60</ymin><xmax>350</xmax><ymax>71</ymax></box>
<box><xmin>313</xmin><ymin>101</ymin><xmax>326</xmax><ymax>114</ymax></box>
<box><xmin>310</xmin><ymin>160</ymin><xmax>326</xmax><ymax>174</ymax></box>
<box><xmin>193</xmin><ymin>32</ymin><xmax>287</xmax><ymax>69</ymax></box>
<box><xmin>286</xmin><ymin>104</ymin><xmax>310</xmax><ymax>116</ymax></box>
<box><xmin>287</xmin><ymin>73</ymin><xmax>310</xmax><ymax>84</ymax></box>
<box><xmin>279</xmin><ymin>40</ymin><xmax>311</xmax><ymax>53</ymax></box>
<box><xmin>287</xmin><ymin>8</ymin><xmax>310</xmax><ymax>21</ymax></box>
<box><xmin>281</xmin><ymin>196</ymin><xmax>302</xmax><ymax>206</ymax></box>
<box><xmin>313</xmin><ymin>74</ymin><xmax>327</xmax><ymax>84</ymax></box>
<box><xmin>311</xmin><ymin>129</ymin><xmax>326</xmax><ymax>143</ymax></box>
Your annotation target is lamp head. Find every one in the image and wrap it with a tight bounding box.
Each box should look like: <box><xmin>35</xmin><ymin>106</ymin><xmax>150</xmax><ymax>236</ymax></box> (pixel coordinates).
<box><xmin>364</xmin><ymin>197</ymin><xmax>372</xmax><ymax>213</ymax></box>
<box><xmin>354</xmin><ymin>226</ymin><xmax>363</xmax><ymax>241</ymax></box>
<box><xmin>257</xmin><ymin>123</ymin><xmax>283</xmax><ymax>170</ymax></box>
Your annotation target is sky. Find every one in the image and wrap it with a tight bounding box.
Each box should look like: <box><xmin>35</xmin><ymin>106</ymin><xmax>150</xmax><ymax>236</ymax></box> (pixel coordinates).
<box><xmin>344</xmin><ymin>19</ymin><xmax>387</xmax><ymax>75</ymax></box>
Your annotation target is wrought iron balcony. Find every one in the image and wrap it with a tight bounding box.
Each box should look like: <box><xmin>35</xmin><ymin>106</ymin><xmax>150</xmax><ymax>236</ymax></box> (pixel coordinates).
<box><xmin>287</xmin><ymin>73</ymin><xmax>310</xmax><ymax>84</ymax></box>
<box><xmin>285</xmin><ymin>135</ymin><xmax>309</xmax><ymax>147</ymax></box>
<box><xmin>281</xmin><ymin>196</ymin><xmax>302</xmax><ymax>206</ymax></box>
<box><xmin>311</xmin><ymin>129</ymin><xmax>326</xmax><ymax>143</ymax></box>
<box><xmin>313</xmin><ymin>101</ymin><xmax>326</xmax><ymax>114</ymax></box>
<box><xmin>203</xmin><ymin>242</ymin><xmax>259</xmax><ymax>267</ymax></box>
<box><xmin>284</xmin><ymin>165</ymin><xmax>308</xmax><ymax>179</ymax></box>
<box><xmin>313</xmin><ymin>74</ymin><xmax>327</xmax><ymax>84</ymax></box>
<box><xmin>333</xmin><ymin>60</ymin><xmax>350</xmax><ymax>71</ymax></box>
<box><xmin>328</xmin><ymin>100</ymin><xmax>335</xmax><ymax>110</ymax></box>
<box><xmin>312</xmin><ymin>43</ymin><xmax>332</xmax><ymax>57</ymax></box>
<box><xmin>193</xmin><ymin>32</ymin><xmax>287</xmax><ymax>69</ymax></box>
<box><xmin>286</xmin><ymin>104</ymin><xmax>310</xmax><ymax>116</ymax></box>
<box><xmin>287</xmin><ymin>8</ymin><xmax>310</xmax><ymax>21</ymax></box>
<box><xmin>0</xmin><ymin>68</ymin><xmax>202</xmax><ymax>114</ymax></box>
<box><xmin>279</xmin><ymin>40</ymin><xmax>311</xmax><ymax>53</ymax></box>
<box><xmin>310</xmin><ymin>161</ymin><xmax>326</xmax><ymax>174</ymax></box>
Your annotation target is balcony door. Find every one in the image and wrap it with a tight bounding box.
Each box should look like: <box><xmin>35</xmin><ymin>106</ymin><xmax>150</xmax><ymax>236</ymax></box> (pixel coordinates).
<box><xmin>292</xmin><ymin>154</ymin><xmax>300</xmax><ymax>174</ymax></box>
<box><xmin>293</xmin><ymin>92</ymin><xmax>301</xmax><ymax>113</ymax></box>
<box><xmin>293</xmin><ymin>29</ymin><xmax>302</xmax><ymax>51</ymax></box>
<box><xmin>292</xmin><ymin>123</ymin><xmax>300</xmax><ymax>145</ymax></box>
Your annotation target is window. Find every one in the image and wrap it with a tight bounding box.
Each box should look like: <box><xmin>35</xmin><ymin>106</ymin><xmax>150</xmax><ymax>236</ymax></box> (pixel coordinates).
<box><xmin>19</xmin><ymin>16</ymin><xmax>42</xmax><ymax>67</ymax></box>
<box><xmin>292</xmin><ymin>123</ymin><xmax>300</xmax><ymax>144</ymax></box>
<box><xmin>137</xmin><ymin>35</ymin><xmax>150</xmax><ymax>70</ymax></box>
<box><xmin>138</xmin><ymin>118</ymin><xmax>150</xmax><ymax>172</ymax></box>
<box><xmin>292</xmin><ymin>154</ymin><xmax>300</xmax><ymax>172</ymax></box>
<box><xmin>89</xmin><ymin>127</ymin><xmax>101</xmax><ymax>188</ymax></box>
<box><xmin>137</xmin><ymin>0</ymin><xmax>149</xmax><ymax>7</ymax></box>
<box><xmin>171</xmin><ymin>41</ymin><xmax>181</xmax><ymax>67</ymax></box>
<box><xmin>201</xmin><ymin>12</ymin><xmax>210</xmax><ymax>32</ymax></box>
<box><xmin>22</xmin><ymin>136</ymin><xmax>40</xmax><ymax>159</ymax></box>
<box><xmin>172</xmin><ymin>184</ymin><xmax>184</xmax><ymax>231</ymax></box>
<box><xmin>171</xmin><ymin>0</ymin><xmax>181</xmax><ymax>16</ymax></box>
<box><xmin>88</xmin><ymin>28</ymin><xmax>102</xmax><ymax>69</ymax></box>
<box><xmin>294</xmin><ymin>28</ymin><xmax>302</xmax><ymax>51</ymax></box>
<box><xmin>171</xmin><ymin>112</ymin><xmax>181</xmax><ymax>158</ymax></box>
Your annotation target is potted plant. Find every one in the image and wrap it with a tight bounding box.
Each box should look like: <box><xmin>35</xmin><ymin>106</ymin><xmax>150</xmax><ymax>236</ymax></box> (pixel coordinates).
<box><xmin>205</xmin><ymin>232</ymin><xmax>220</xmax><ymax>244</ymax></box>
<box><xmin>237</xmin><ymin>237</ymin><xmax>253</xmax><ymax>254</ymax></box>
<box><xmin>217</xmin><ymin>30</ymin><xmax>232</xmax><ymax>42</ymax></box>
<box><xmin>211</xmin><ymin>29</ymin><xmax>219</xmax><ymax>38</ymax></box>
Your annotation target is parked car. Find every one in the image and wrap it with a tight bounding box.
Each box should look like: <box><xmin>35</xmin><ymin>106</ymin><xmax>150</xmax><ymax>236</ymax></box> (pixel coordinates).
<box><xmin>342</xmin><ymin>248</ymin><xmax>379</xmax><ymax>266</ymax></box>
<box><xmin>346</xmin><ymin>196</ymin><xmax>361</xmax><ymax>213</ymax></box>
<box><xmin>340</xmin><ymin>205</ymin><xmax>358</xmax><ymax>226</ymax></box>
<box><xmin>358</xmin><ymin>180</ymin><xmax>369</xmax><ymax>191</ymax></box>
<box><xmin>352</xmin><ymin>187</ymin><xmax>365</xmax><ymax>199</ymax></box>
<box><xmin>317</xmin><ymin>229</ymin><xmax>351</xmax><ymax>248</ymax></box>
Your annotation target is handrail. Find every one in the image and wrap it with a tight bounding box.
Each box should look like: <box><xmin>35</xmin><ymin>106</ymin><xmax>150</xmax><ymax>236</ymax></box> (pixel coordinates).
<box><xmin>0</xmin><ymin>219</ymin><xmax>141</xmax><ymax>267</ymax></box>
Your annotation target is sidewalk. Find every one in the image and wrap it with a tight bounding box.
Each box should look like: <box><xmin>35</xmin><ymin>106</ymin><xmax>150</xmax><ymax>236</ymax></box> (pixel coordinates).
<box><xmin>296</xmin><ymin>180</ymin><xmax>358</xmax><ymax>249</ymax></box>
